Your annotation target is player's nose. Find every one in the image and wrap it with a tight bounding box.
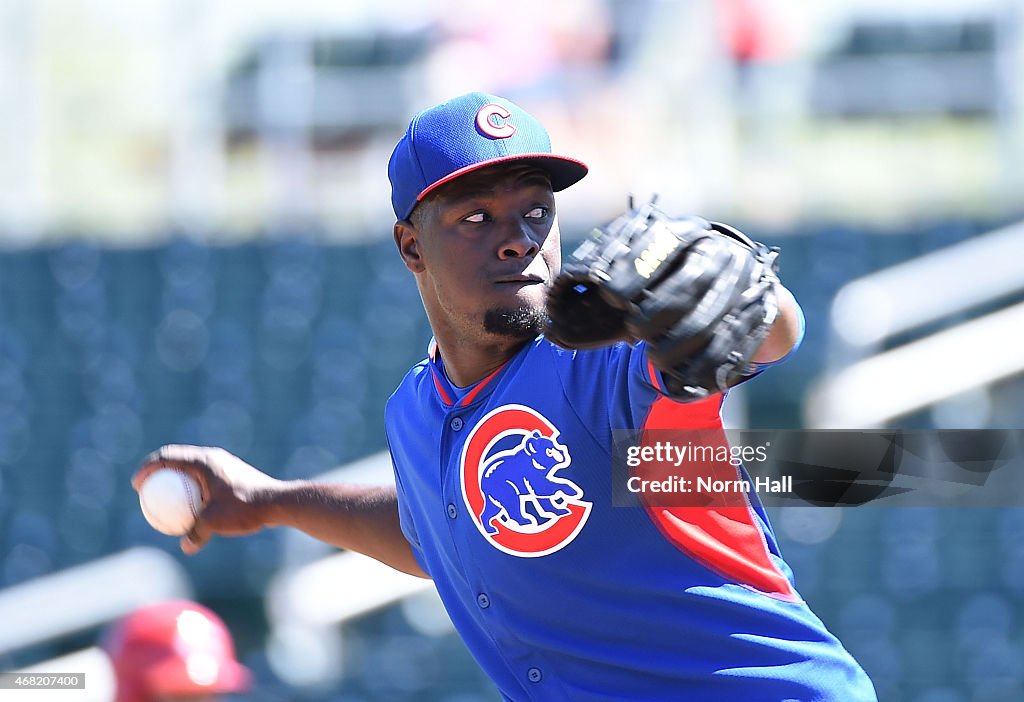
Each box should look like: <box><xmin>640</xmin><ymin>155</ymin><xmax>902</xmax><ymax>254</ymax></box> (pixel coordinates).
<box><xmin>497</xmin><ymin>221</ymin><xmax>539</xmax><ymax>260</ymax></box>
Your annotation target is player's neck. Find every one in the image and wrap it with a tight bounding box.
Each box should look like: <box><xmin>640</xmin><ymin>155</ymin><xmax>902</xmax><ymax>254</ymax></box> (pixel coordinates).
<box><xmin>433</xmin><ymin>334</ymin><xmax>527</xmax><ymax>388</ymax></box>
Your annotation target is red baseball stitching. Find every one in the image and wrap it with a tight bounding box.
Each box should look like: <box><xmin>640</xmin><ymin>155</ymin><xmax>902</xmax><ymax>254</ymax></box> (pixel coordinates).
<box><xmin>177</xmin><ymin>469</ymin><xmax>200</xmax><ymax>521</ymax></box>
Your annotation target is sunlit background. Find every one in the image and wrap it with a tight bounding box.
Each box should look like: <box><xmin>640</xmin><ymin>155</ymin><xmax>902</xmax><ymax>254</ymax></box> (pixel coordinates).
<box><xmin>0</xmin><ymin>0</ymin><xmax>1023</xmax><ymax>700</ymax></box>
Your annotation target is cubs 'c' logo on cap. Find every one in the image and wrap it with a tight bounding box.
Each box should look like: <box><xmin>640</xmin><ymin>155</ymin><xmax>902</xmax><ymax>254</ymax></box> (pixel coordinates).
<box><xmin>476</xmin><ymin>103</ymin><xmax>517</xmax><ymax>139</ymax></box>
<box><xmin>460</xmin><ymin>404</ymin><xmax>591</xmax><ymax>557</ymax></box>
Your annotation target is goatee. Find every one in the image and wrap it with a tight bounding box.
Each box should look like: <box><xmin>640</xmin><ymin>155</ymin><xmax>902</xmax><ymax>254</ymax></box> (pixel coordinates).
<box><xmin>483</xmin><ymin>306</ymin><xmax>546</xmax><ymax>339</ymax></box>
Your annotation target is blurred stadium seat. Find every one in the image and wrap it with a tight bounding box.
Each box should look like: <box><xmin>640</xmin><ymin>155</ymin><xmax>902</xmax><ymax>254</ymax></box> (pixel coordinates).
<box><xmin>0</xmin><ymin>219</ymin><xmax>1021</xmax><ymax>698</ymax></box>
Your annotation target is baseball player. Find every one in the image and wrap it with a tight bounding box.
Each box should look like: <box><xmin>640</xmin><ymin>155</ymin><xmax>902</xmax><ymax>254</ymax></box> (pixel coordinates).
<box><xmin>134</xmin><ymin>93</ymin><xmax>877</xmax><ymax>701</ymax></box>
<box><xmin>102</xmin><ymin>600</ymin><xmax>251</xmax><ymax>702</ymax></box>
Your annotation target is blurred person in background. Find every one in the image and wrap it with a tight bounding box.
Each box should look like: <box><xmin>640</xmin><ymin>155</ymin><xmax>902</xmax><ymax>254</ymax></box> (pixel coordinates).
<box><xmin>102</xmin><ymin>600</ymin><xmax>250</xmax><ymax>702</ymax></box>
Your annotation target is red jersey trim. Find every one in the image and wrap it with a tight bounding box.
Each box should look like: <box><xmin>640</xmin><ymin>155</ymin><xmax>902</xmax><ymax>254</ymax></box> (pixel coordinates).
<box><xmin>431</xmin><ymin>368</ymin><xmax>453</xmax><ymax>407</ymax></box>
<box><xmin>429</xmin><ymin>342</ymin><xmax>507</xmax><ymax>409</ymax></box>
<box><xmin>637</xmin><ymin>394</ymin><xmax>799</xmax><ymax>601</ymax></box>
<box><xmin>647</xmin><ymin>358</ymin><xmax>666</xmax><ymax>393</ymax></box>
<box><xmin>459</xmin><ymin>364</ymin><xmax>507</xmax><ymax>407</ymax></box>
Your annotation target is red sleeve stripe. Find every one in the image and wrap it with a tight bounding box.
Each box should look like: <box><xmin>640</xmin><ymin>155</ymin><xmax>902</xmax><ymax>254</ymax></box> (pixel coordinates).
<box><xmin>647</xmin><ymin>358</ymin><xmax>666</xmax><ymax>393</ymax></box>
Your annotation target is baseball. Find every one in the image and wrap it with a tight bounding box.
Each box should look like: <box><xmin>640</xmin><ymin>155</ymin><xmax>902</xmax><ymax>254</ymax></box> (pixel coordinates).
<box><xmin>138</xmin><ymin>468</ymin><xmax>204</xmax><ymax>536</ymax></box>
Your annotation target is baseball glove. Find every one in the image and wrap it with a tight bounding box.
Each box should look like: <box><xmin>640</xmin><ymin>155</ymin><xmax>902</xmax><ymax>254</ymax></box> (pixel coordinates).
<box><xmin>545</xmin><ymin>199</ymin><xmax>781</xmax><ymax>401</ymax></box>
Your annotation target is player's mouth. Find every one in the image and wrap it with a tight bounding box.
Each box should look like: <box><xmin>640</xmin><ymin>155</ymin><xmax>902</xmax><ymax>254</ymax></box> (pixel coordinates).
<box><xmin>495</xmin><ymin>275</ymin><xmax>546</xmax><ymax>286</ymax></box>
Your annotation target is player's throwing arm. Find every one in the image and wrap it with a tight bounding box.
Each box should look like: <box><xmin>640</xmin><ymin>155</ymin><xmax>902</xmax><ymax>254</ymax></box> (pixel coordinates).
<box><xmin>131</xmin><ymin>445</ymin><xmax>427</xmax><ymax>577</ymax></box>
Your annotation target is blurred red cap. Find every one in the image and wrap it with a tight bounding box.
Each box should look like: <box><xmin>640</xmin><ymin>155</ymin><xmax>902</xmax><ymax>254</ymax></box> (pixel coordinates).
<box><xmin>102</xmin><ymin>600</ymin><xmax>251</xmax><ymax>702</ymax></box>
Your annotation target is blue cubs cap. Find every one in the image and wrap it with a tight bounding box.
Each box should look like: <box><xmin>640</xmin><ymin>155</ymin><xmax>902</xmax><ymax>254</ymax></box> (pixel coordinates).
<box><xmin>388</xmin><ymin>92</ymin><xmax>588</xmax><ymax>220</ymax></box>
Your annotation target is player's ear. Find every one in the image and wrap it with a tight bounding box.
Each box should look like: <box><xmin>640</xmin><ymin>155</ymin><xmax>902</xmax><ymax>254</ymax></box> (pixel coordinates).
<box><xmin>394</xmin><ymin>220</ymin><xmax>425</xmax><ymax>273</ymax></box>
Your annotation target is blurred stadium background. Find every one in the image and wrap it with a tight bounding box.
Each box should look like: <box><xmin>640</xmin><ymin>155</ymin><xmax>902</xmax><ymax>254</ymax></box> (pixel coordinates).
<box><xmin>0</xmin><ymin>0</ymin><xmax>1022</xmax><ymax>700</ymax></box>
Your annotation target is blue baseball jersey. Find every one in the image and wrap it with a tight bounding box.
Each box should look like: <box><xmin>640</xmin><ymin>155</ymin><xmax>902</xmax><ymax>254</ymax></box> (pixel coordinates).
<box><xmin>385</xmin><ymin>336</ymin><xmax>876</xmax><ymax>701</ymax></box>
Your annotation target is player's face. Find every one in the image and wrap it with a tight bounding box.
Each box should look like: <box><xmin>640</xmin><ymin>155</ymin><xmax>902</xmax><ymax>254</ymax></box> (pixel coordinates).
<box><xmin>397</xmin><ymin>165</ymin><xmax>560</xmax><ymax>341</ymax></box>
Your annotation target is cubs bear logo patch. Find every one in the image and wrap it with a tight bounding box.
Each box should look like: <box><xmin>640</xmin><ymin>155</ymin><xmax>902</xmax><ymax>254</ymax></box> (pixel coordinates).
<box><xmin>460</xmin><ymin>404</ymin><xmax>592</xmax><ymax>557</ymax></box>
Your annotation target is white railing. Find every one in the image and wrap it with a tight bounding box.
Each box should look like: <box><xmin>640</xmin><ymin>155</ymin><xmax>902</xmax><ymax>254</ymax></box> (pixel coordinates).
<box><xmin>266</xmin><ymin>450</ymin><xmax>441</xmax><ymax>688</ymax></box>
<box><xmin>5</xmin><ymin>647</ymin><xmax>113</xmax><ymax>702</ymax></box>
<box><xmin>808</xmin><ymin>219</ymin><xmax>1024</xmax><ymax>428</ymax></box>
<box><xmin>0</xmin><ymin>547</ymin><xmax>191</xmax><ymax>656</ymax></box>
<box><xmin>0</xmin><ymin>547</ymin><xmax>192</xmax><ymax>701</ymax></box>
<box><xmin>828</xmin><ymin>220</ymin><xmax>1024</xmax><ymax>363</ymax></box>
<box><xmin>807</xmin><ymin>300</ymin><xmax>1024</xmax><ymax>428</ymax></box>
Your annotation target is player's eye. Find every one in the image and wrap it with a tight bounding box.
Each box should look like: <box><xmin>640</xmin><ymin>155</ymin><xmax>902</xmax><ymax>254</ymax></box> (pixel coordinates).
<box><xmin>525</xmin><ymin>207</ymin><xmax>548</xmax><ymax>219</ymax></box>
<box><xmin>462</xmin><ymin>212</ymin><xmax>488</xmax><ymax>224</ymax></box>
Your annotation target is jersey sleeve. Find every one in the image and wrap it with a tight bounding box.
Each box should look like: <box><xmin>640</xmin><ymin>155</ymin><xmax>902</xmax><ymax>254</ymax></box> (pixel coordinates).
<box><xmin>617</xmin><ymin>341</ymin><xmax>726</xmax><ymax>430</ymax></box>
<box><xmin>386</xmin><ymin>438</ymin><xmax>430</xmax><ymax>576</ymax></box>
<box><xmin>544</xmin><ymin>340</ymin><xmax>724</xmax><ymax>440</ymax></box>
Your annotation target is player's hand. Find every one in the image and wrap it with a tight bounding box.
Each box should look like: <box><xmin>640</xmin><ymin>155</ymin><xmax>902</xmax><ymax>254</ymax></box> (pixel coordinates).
<box><xmin>132</xmin><ymin>445</ymin><xmax>284</xmax><ymax>555</ymax></box>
